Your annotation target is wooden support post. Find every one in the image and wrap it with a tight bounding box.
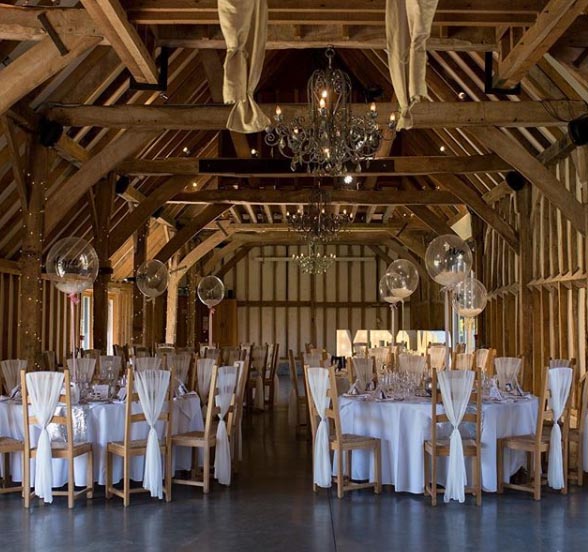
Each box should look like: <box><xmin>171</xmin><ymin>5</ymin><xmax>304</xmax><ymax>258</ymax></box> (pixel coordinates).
<box><xmin>165</xmin><ymin>254</ymin><xmax>180</xmax><ymax>345</ymax></box>
<box><xmin>91</xmin><ymin>176</ymin><xmax>115</xmax><ymax>353</ymax></box>
<box><xmin>471</xmin><ymin>214</ymin><xmax>487</xmax><ymax>346</ymax></box>
<box><xmin>187</xmin><ymin>268</ymin><xmax>199</xmax><ymax>348</ymax></box>
<box><xmin>517</xmin><ymin>183</ymin><xmax>534</xmax><ymax>393</ymax></box>
<box><xmin>19</xmin><ymin>141</ymin><xmax>48</xmax><ymax>369</ymax></box>
<box><xmin>132</xmin><ymin>222</ymin><xmax>148</xmax><ymax>345</ymax></box>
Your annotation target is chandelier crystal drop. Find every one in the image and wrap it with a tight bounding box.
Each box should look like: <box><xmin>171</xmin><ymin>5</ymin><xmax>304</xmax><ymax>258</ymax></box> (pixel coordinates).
<box><xmin>292</xmin><ymin>242</ymin><xmax>336</xmax><ymax>275</ymax></box>
<box><xmin>286</xmin><ymin>187</ymin><xmax>352</xmax><ymax>243</ymax></box>
<box><xmin>265</xmin><ymin>47</ymin><xmax>383</xmax><ymax>176</ymax></box>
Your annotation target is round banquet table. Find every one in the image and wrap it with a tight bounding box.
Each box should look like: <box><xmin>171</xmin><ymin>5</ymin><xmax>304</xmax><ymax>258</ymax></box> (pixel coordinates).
<box><xmin>338</xmin><ymin>395</ymin><xmax>538</xmax><ymax>493</ymax></box>
<box><xmin>0</xmin><ymin>394</ymin><xmax>203</xmax><ymax>487</ymax></box>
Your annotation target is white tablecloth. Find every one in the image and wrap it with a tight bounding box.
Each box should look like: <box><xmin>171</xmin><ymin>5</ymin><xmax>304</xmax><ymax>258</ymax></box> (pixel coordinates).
<box><xmin>338</xmin><ymin>395</ymin><xmax>538</xmax><ymax>493</ymax></box>
<box><xmin>0</xmin><ymin>394</ymin><xmax>203</xmax><ymax>487</ymax></box>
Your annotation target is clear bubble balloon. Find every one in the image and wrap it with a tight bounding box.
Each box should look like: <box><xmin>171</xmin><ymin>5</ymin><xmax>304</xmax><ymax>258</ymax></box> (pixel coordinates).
<box><xmin>453</xmin><ymin>277</ymin><xmax>488</xmax><ymax>318</ymax></box>
<box><xmin>385</xmin><ymin>259</ymin><xmax>420</xmax><ymax>299</ymax></box>
<box><xmin>136</xmin><ymin>259</ymin><xmax>169</xmax><ymax>298</ymax></box>
<box><xmin>379</xmin><ymin>274</ymin><xmax>402</xmax><ymax>305</ymax></box>
<box><xmin>197</xmin><ymin>275</ymin><xmax>225</xmax><ymax>308</ymax></box>
<box><xmin>46</xmin><ymin>237</ymin><xmax>99</xmax><ymax>294</ymax></box>
<box><xmin>425</xmin><ymin>234</ymin><xmax>472</xmax><ymax>288</ymax></box>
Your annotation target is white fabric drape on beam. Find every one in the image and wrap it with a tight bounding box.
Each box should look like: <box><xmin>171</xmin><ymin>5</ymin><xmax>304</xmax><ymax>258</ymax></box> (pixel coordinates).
<box><xmin>214</xmin><ymin>365</ymin><xmax>239</xmax><ymax>485</ymax></box>
<box><xmin>437</xmin><ymin>369</ymin><xmax>475</xmax><ymax>503</ymax></box>
<box><xmin>134</xmin><ymin>369</ymin><xmax>170</xmax><ymax>499</ymax></box>
<box><xmin>26</xmin><ymin>371</ymin><xmax>65</xmax><ymax>503</ymax></box>
<box><xmin>219</xmin><ymin>0</ymin><xmax>270</xmax><ymax>133</ymax></box>
<box><xmin>307</xmin><ymin>367</ymin><xmax>332</xmax><ymax>488</ymax></box>
<box><xmin>385</xmin><ymin>0</ymin><xmax>439</xmax><ymax>129</ymax></box>
<box><xmin>547</xmin><ymin>367</ymin><xmax>573</xmax><ymax>489</ymax></box>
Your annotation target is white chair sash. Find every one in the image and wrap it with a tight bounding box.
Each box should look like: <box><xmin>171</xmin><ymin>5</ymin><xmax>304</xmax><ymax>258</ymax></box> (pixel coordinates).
<box><xmin>352</xmin><ymin>358</ymin><xmax>373</xmax><ymax>391</ymax></box>
<box><xmin>398</xmin><ymin>353</ymin><xmax>426</xmax><ymax>376</ymax></box>
<box><xmin>429</xmin><ymin>346</ymin><xmax>447</xmax><ymax>370</ymax></box>
<box><xmin>134</xmin><ymin>369</ymin><xmax>170</xmax><ymax>499</ymax></box>
<box><xmin>67</xmin><ymin>357</ymin><xmax>96</xmax><ymax>383</ymax></box>
<box><xmin>454</xmin><ymin>353</ymin><xmax>473</xmax><ymax>371</ymax></box>
<box><xmin>25</xmin><ymin>371</ymin><xmax>65</xmax><ymax>503</ymax></box>
<box><xmin>134</xmin><ymin>356</ymin><xmax>162</xmax><ymax>372</ymax></box>
<box><xmin>549</xmin><ymin>359</ymin><xmax>571</xmax><ymax>368</ymax></box>
<box><xmin>547</xmin><ymin>367</ymin><xmax>573</xmax><ymax>489</ymax></box>
<box><xmin>307</xmin><ymin>367</ymin><xmax>332</xmax><ymax>488</ymax></box>
<box><xmin>437</xmin><ymin>369</ymin><xmax>475</xmax><ymax>503</ymax></box>
<box><xmin>169</xmin><ymin>354</ymin><xmax>191</xmax><ymax>385</ymax></box>
<box><xmin>476</xmin><ymin>349</ymin><xmax>490</xmax><ymax>371</ymax></box>
<box><xmin>197</xmin><ymin>358</ymin><xmax>215</xmax><ymax>403</ymax></box>
<box><xmin>303</xmin><ymin>352</ymin><xmax>323</xmax><ymax>369</ymax></box>
<box><xmin>214</xmin><ymin>365</ymin><xmax>239</xmax><ymax>485</ymax></box>
<box><xmin>99</xmin><ymin>355</ymin><xmax>122</xmax><ymax>381</ymax></box>
<box><xmin>1</xmin><ymin>359</ymin><xmax>26</xmax><ymax>393</ymax></box>
<box><xmin>495</xmin><ymin>357</ymin><xmax>521</xmax><ymax>390</ymax></box>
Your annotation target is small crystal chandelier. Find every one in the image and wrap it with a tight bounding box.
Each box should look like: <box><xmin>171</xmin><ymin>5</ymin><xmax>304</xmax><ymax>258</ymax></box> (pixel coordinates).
<box><xmin>293</xmin><ymin>242</ymin><xmax>336</xmax><ymax>274</ymax></box>
<box><xmin>286</xmin><ymin>187</ymin><xmax>352</xmax><ymax>243</ymax></box>
<box><xmin>265</xmin><ymin>47</ymin><xmax>383</xmax><ymax>176</ymax></box>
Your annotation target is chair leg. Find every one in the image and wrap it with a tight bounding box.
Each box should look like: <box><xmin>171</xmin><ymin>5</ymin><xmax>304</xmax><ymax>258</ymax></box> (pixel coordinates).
<box><xmin>123</xmin><ymin>455</ymin><xmax>130</xmax><ymax>507</ymax></box>
<box><xmin>337</xmin><ymin>448</ymin><xmax>344</xmax><ymax>499</ymax></box>
<box><xmin>23</xmin><ymin>451</ymin><xmax>30</xmax><ymax>508</ymax></box>
<box><xmin>374</xmin><ymin>441</ymin><xmax>382</xmax><ymax>494</ymax></box>
<box><xmin>67</xmin><ymin>455</ymin><xmax>75</xmax><ymax>509</ymax></box>
<box><xmin>203</xmin><ymin>446</ymin><xmax>211</xmax><ymax>494</ymax></box>
<box><xmin>86</xmin><ymin>449</ymin><xmax>94</xmax><ymax>499</ymax></box>
<box><xmin>431</xmin><ymin>453</ymin><xmax>438</xmax><ymax>506</ymax></box>
<box><xmin>2</xmin><ymin>453</ymin><xmax>9</xmax><ymax>488</ymax></box>
<box><xmin>533</xmin><ymin>451</ymin><xmax>541</xmax><ymax>501</ymax></box>
<box><xmin>105</xmin><ymin>451</ymin><xmax>112</xmax><ymax>499</ymax></box>
<box><xmin>474</xmin><ymin>453</ymin><xmax>482</xmax><ymax>506</ymax></box>
<box><xmin>497</xmin><ymin>440</ymin><xmax>504</xmax><ymax>494</ymax></box>
<box><xmin>562</xmin><ymin>433</ymin><xmax>569</xmax><ymax>495</ymax></box>
<box><xmin>165</xmin><ymin>446</ymin><xmax>172</xmax><ymax>502</ymax></box>
<box><xmin>423</xmin><ymin>449</ymin><xmax>430</xmax><ymax>498</ymax></box>
<box><xmin>578</xmin><ymin>438</ymin><xmax>584</xmax><ymax>487</ymax></box>
<box><xmin>346</xmin><ymin>450</ymin><xmax>352</xmax><ymax>483</ymax></box>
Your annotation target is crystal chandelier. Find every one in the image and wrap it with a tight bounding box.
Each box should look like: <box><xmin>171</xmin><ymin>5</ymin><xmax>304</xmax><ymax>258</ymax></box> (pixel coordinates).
<box><xmin>292</xmin><ymin>242</ymin><xmax>336</xmax><ymax>274</ymax></box>
<box><xmin>265</xmin><ymin>47</ymin><xmax>383</xmax><ymax>176</ymax></box>
<box><xmin>286</xmin><ymin>187</ymin><xmax>351</xmax><ymax>243</ymax></box>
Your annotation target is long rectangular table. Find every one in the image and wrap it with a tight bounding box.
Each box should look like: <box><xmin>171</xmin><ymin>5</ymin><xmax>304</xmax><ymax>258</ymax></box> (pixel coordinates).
<box><xmin>0</xmin><ymin>394</ymin><xmax>203</xmax><ymax>486</ymax></box>
<box><xmin>338</xmin><ymin>395</ymin><xmax>538</xmax><ymax>493</ymax></box>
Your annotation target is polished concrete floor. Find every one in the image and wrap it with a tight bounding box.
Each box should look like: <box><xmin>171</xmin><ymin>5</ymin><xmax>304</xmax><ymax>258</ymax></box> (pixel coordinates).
<box><xmin>1</xmin><ymin>393</ymin><xmax>587</xmax><ymax>551</ymax></box>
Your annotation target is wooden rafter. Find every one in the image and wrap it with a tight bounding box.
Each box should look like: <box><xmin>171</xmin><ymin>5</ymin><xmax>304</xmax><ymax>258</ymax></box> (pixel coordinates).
<box><xmin>1</xmin><ymin>115</ymin><xmax>28</xmax><ymax>206</ymax></box>
<box><xmin>80</xmin><ymin>0</ymin><xmax>158</xmax><ymax>84</ymax></box>
<box><xmin>493</xmin><ymin>0</ymin><xmax>588</xmax><ymax>88</ymax></box>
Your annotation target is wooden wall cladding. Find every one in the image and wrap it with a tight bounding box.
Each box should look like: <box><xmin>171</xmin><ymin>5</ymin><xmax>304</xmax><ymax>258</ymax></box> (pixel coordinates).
<box><xmin>483</xmin><ymin>153</ymin><xmax>587</xmax><ymax>384</ymax></box>
<box><xmin>224</xmin><ymin>244</ymin><xmax>424</xmax><ymax>355</ymax></box>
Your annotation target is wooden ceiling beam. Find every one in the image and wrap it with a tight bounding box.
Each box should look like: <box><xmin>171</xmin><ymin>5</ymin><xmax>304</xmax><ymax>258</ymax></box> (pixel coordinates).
<box><xmin>117</xmin><ymin>154</ymin><xmax>510</xmax><ymax>176</ymax></box>
<box><xmin>467</xmin><ymin>126</ymin><xmax>586</xmax><ymax>235</ymax></box>
<box><xmin>0</xmin><ymin>35</ymin><xmax>100</xmax><ymax>117</ymax></box>
<box><xmin>154</xmin><ymin>204</ymin><xmax>230</xmax><ymax>264</ymax></box>
<box><xmin>1</xmin><ymin>115</ymin><xmax>28</xmax><ymax>207</ymax></box>
<box><xmin>214</xmin><ymin>244</ymin><xmax>252</xmax><ymax>279</ymax></box>
<box><xmin>407</xmin><ymin>205</ymin><xmax>457</xmax><ymax>236</ymax></box>
<box><xmin>80</xmin><ymin>0</ymin><xmax>158</xmax><ymax>84</ymax></box>
<box><xmin>46</xmin><ymin>101</ymin><xmax>588</xmax><ymax>129</ymax></box>
<box><xmin>44</xmin><ymin>129</ymin><xmax>159</xmax><ymax>234</ymax></box>
<box><xmin>493</xmin><ymin>0</ymin><xmax>588</xmax><ymax>88</ymax></box>
<box><xmin>169</xmin><ymin>189</ymin><xmax>461</xmax><ymax>206</ymax></box>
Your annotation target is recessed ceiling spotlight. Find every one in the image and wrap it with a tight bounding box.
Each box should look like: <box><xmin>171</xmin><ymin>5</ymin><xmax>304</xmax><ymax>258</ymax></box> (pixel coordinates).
<box><xmin>250</xmin><ymin>148</ymin><xmax>258</xmax><ymax>157</ymax></box>
<box><xmin>183</xmin><ymin>147</ymin><xmax>190</xmax><ymax>154</ymax></box>
<box><xmin>458</xmin><ymin>92</ymin><xmax>466</xmax><ymax>100</ymax></box>
<box><xmin>343</xmin><ymin>174</ymin><xmax>354</xmax><ymax>185</ymax></box>
<box><xmin>439</xmin><ymin>145</ymin><xmax>446</xmax><ymax>153</ymax></box>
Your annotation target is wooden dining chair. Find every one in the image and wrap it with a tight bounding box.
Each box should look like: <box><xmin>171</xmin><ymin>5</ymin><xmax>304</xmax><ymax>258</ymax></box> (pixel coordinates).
<box><xmin>304</xmin><ymin>364</ymin><xmax>382</xmax><ymax>499</ymax></box>
<box><xmin>171</xmin><ymin>364</ymin><xmax>240</xmax><ymax>494</ymax></box>
<box><xmin>38</xmin><ymin>350</ymin><xmax>58</xmax><ymax>372</ymax></box>
<box><xmin>424</xmin><ymin>366</ymin><xmax>482</xmax><ymax>506</ymax></box>
<box><xmin>264</xmin><ymin>343</ymin><xmax>280</xmax><ymax>409</ymax></box>
<box><xmin>475</xmin><ymin>348</ymin><xmax>496</xmax><ymax>376</ymax></box>
<box><xmin>232</xmin><ymin>358</ymin><xmax>250</xmax><ymax>472</ymax></box>
<box><xmin>0</xmin><ymin>427</ymin><xmax>23</xmax><ymax>495</ymax></box>
<box><xmin>1</xmin><ymin>359</ymin><xmax>26</xmax><ymax>395</ymax></box>
<box><xmin>568</xmin><ymin>370</ymin><xmax>587</xmax><ymax>486</ymax></box>
<box><xmin>497</xmin><ymin>364</ymin><xmax>574</xmax><ymax>500</ymax></box>
<box><xmin>427</xmin><ymin>345</ymin><xmax>448</xmax><ymax>372</ymax></box>
<box><xmin>21</xmin><ymin>369</ymin><xmax>94</xmax><ymax>508</ymax></box>
<box><xmin>288</xmin><ymin>349</ymin><xmax>308</xmax><ymax>436</ymax></box>
<box><xmin>247</xmin><ymin>344</ymin><xmax>267</xmax><ymax>411</ymax></box>
<box><xmin>105</xmin><ymin>367</ymin><xmax>173</xmax><ymax>506</ymax></box>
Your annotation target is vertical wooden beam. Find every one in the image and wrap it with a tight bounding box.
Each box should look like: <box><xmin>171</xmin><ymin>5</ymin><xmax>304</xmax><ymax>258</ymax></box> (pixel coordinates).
<box><xmin>517</xmin><ymin>183</ymin><xmax>534</xmax><ymax>392</ymax></box>
<box><xmin>471</xmin><ymin>214</ymin><xmax>487</xmax><ymax>346</ymax></box>
<box><xmin>132</xmin><ymin>222</ymin><xmax>148</xmax><ymax>345</ymax></box>
<box><xmin>91</xmin><ymin>175</ymin><xmax>115</xmax><ymax>353</ymax></box>
<box><xmin>165</xmin><ymin>254</ymin><xmax>180</xmax><ymax>344</ymax></box>
<box><xmin>19</xmin><ymin>141</ymin><xmax>48</xmax><ymax>369</ymax></box>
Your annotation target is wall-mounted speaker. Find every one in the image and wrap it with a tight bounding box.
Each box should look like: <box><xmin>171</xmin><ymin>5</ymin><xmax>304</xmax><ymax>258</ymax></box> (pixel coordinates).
<box><xmin>569</xmin><ymin>115</ymin><xmax>588</xmax><ymax>146</ymax></box>
<box><xmin>505</xmin><ymin>171</ymin><xmax>526</xmax><ymax>191</ymax></box>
